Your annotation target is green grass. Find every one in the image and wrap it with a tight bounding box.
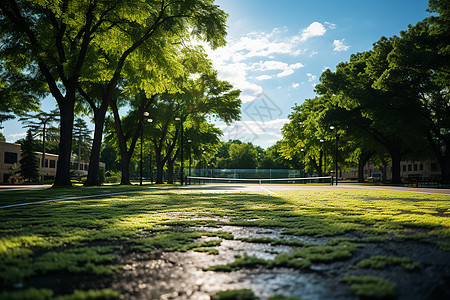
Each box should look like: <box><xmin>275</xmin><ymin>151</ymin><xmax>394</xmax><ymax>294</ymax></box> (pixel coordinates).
<box><xmin>0</xmin><ymin>187</ymin><xmax>448</xmax><ymax>298</ymax></box>
<box><xmin>0</xmin><ymin>185</ymin><xmax>146</xmax><ymax>207</ymax></box>
<box><xmin>341</xmin><ymin>275</ymin><xmax>396</xmax><ymax>299</ymax></box>
<box><xmin>356</xmin><ymin>256</ymin><xmax>420</xmax><ymax>271</ymax></box>
<box><xmin>0</xmin><ymin>288</ymin><xmax>119</xmax><ymax>300</ymax></box>
<box><xmin>205</xmin><ymin>241</ymin><xmax>360</xmax><ymax>271</ymax></box>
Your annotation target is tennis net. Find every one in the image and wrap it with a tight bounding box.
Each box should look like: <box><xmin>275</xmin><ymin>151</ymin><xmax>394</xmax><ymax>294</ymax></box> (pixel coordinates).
<box><xmin>187</xmin><ymin>176</ymin><xmax>334</xmax><ymax>185</ymax></box>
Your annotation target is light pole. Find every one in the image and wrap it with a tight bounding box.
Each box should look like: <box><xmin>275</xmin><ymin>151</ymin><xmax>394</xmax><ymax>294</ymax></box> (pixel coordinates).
<box><xmin>175</xmin><ymin>117</ymin><xmax>184</xmax><ymax>186</ymax></box>
<box><xmin>301</xmin><ymin>148</ymin><xmax>305</xmax><ymax>177</ymax></box>
<box><xmin>148</xmin><ymin>118</ymin><xmax>153</xmax><ymax>184</ymax></box>
<box><xmin>140</xmin><ymin>112</ymin><xmax>150</xmax><ymax>186</ymax></box>
<box><xmin>330</xmin><ymin>125</ymin><xmax>339</xmax><ymax>185</ymax></box>
<box><xmin>319</xmin><ymin>139</ymin><xmax>324</xmax><ymax>177</ymax></box>
<box><xmin>187</xmin><ymin>139</ymin><xmax>192</xmax><ymax>184</ymax></box>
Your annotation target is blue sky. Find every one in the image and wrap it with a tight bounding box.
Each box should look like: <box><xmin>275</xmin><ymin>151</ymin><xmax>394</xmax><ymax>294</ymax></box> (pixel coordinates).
<box><xmin>1</xmin><ymin>0</ymin><xmax>431</xmax><ymax>148</ymax></box>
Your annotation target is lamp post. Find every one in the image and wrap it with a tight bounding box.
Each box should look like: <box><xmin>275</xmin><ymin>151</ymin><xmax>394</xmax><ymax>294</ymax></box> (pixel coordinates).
<box><xmin>330</xmin><ymin>125</ymin><xmax>339</xmax><ymax>185</ymax></box>
<box><xmin>140</xmin><ymin>111</ymin><xmax>150</xmax><ymax>186</ymax></box>
<box><xmin>319</xmin><ymin>139</ymin><xmax>324</xmax><ymax>177</ymax></box>
<box><xmin>147</xmin><ymin>118</ymin><xmax>153</xmax><ymax>183</ymax></box>
<box><xmin>175</xmin><ymin>117</ymin><xmax>184</xmax><ymax>186</ymax></box>
<box><xmin>301</xmin><ymin>148</ymin><xmax>305</xmax><ymax>177</ymax></box>
<box><xmin>187</xmin><ymin>139</ymin><xmax>192</xmax><ymax>184</ymax></box>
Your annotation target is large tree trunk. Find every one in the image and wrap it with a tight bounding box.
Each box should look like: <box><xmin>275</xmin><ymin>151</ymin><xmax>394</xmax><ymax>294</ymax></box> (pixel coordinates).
<box><xmin>167</xmin><ymin>148</ymin><xmax>179</xmax><ymax>184</ymax></box>
<box><xmin>309</xmin><ymin>156</ymin><xmax>321</xmax><ymax>177</ymax></box>
<box><xmin>155</xmin><ymin>151</ymin><xmax>164</xmax><ymax>184</ymax></box>
<box><xmin>110</xmin><ymin>99</ymin><xmax>138</xmax><ymax>186</ymax></box>
<box><xmin>167</xmin><ymin>159</ymin><xmax>174</xmax><ymax>184</ymax></box>
<box><xmin>84</xmin><ymin>107</ymin><xmax>107</xmax><ymax>186</ymax></box>
<box><xmin>390</xmin><ymin>150</ymin><xmax>402</xmax><ymax>184</ymax></box>
<box><xmin>358</xmin><ymin>151</ymin><xmax>373</xmax><ymax>183</ymax></box>
<box><xmin>54</xmin><ymin>100</ymin><xmax>75</xmax><ymax>186</ymax></box>
<box><xmin>120</xmin><ymin>153</ymin><xmax>132</xmax><ymax>185</ymax></box>
<box><xmin>84</xmin><ymin>100</ymin><xmax>109</xmax><ymax>186</ymax></box>
<box><xmin>441</xmin><ymin>140</ymin><xmax>450</xmax><ymax>184</ymax></box>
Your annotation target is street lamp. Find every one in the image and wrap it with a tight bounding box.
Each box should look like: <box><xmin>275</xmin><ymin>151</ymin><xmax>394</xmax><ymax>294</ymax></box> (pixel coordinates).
<box><xmin>148</xmin><ymin>118</ymin><xmax>153</xmax><ymax>184</ymax></box>
<box><xmin>301</xmin><ymin>148</ymin><xmax>305</xmax><ymax>177</ymax></box>
<box><xmin>175</xmin><ymin>117</ymin><xmax>184</xmax><ymax>186</ymax></box>
<box><xmin>140</xmin><ymin>112</ymin><xmax>150</xmax><ymax>186</ymax></box>
<box><xmin>187</xmin><ymin>139</ymin><xmax>192</xmax><ymax>184</ymax></box>
<box><xmin>330</xmin><ymin>125</ymin><xmax>339</xmax><ymax>185</ymax></box>
<box><xmin>319</xmin><ymin>139</ymin><xmax>325</xmax><ymax>177</ymax></box>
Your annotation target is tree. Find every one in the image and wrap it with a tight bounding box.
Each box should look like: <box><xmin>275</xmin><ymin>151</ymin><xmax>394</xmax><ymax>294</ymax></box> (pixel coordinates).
<box><xmin>281</xmin><ymin>97</ymin><xmax>335</xmax><ymax>177</ymax></box>
<box><xmin>0</xmin><ymin>132</ymin><xmax>5</xmax><ymax>142</ymax></box>
<box><xmin>109</xmin><ymin>69</ymin><xmax>241</xmax><ymax>185</ymax></box>
<box><xmin>100</xmin><ymin>146</ymin><xmax>120</xmax><ymax>172</ymax></box>
<box><xmin>373</xmin><ymin>18</ymin><xmax>450</xmax><ymax>180</ymax></box>
<box><xmin>228</xmin><ymin>143</ymin><xmax>258</xmax><ymax>169</ymax></box>
<box><xmin>315</xmin><ymin>44</ymin><xmax>426</xmax><ymax>183</ymax></box>
<box><xmin>19</xmin><ymin>109</ymin><xmax>59</xmax><ymax>180</ymax></box>
<box><xmin>0</xmin><ymin>57</ymin><xmax>41</xmax><ymax>123</ymax></box>
<box><xmin>19</xmin><ymin>129</ymin><xmax>39</xmax><ymax>182</ymax></box>
<box><xmin>258</xmin><ymin>141</ymin><xmax>293</xmax><ymax>169</ymax></box>
<box><xmin>1</xmin><ymin>0</ymin><xmax>228</xmax><ymax>186</ymax></box>
<box><xmin>72</xmin><ymin>118</ymin><xmax>93</xmax><ymax>170</ymax></box>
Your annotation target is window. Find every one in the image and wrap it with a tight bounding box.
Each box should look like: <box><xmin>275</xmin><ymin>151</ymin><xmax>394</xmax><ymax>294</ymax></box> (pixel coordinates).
<box><xmin>408</xmin><ymin>164</ymin><xmax>412</xmax><ymax>171</ymax></box>
<box><xmin>431</xmin><ymin>163</ymin><xmax>439</xmax><ymax>172</ymax></box>
<box><xmin>4</xmin><ymin>152</ymin><xmax>18</xmax><ymax>164</ymax></box>
<box><xmin>45</xmin><ymin>159</ymin><xmax>49</xmax><ymax>168</ymax></box>
<box><xmin>84</xmin><ymin>164</ymin><xmax>89</xmax><ymax>171</ymax></box>
<box><xmin>413</xmin><ymin>164</ymin><xmax>418</xmax><ymax>171</ymax></box>
<box><xmin>49</xmin><ymin>160</ymin><xmax>56</xmax><ymax>169</ymax></box>
<box><xmin>402</xmin><ymin>165</ymin><xmax>406</xmax><ymax>172</ymax></box>
<box><xmin>420</xmin><ymin>164</ymin><xmax>423</xmax><ymax>171</ymax></box>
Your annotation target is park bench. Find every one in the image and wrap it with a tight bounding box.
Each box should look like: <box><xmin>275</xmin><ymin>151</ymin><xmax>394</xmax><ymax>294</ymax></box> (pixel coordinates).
<box><xmin>420</xmin><ymin>175</ymin><xmax>441</xmax><ymax>188</ymax></box>
<box><xmin>407</xmin><ymin>174</ymin><xmax>422</xmax><ymax>188</ymax></box>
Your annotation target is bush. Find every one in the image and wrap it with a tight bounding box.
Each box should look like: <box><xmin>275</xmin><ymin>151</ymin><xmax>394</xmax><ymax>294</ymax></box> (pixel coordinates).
<box><xmin>98</xmin><ymin>166</ymin><xmax>106</xmax><ymax>185</ymax></box>
<box><xmin>104</xmin><ymin>171</ymin><xmax>121</xmax><ymax>184</ymax></box>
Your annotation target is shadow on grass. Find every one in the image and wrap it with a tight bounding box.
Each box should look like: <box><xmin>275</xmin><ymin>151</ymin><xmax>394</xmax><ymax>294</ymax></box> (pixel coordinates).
<box><xmin>0</xmin><ymin>189</ymin><xmax>449</xmax><ymax>298</ymax></box>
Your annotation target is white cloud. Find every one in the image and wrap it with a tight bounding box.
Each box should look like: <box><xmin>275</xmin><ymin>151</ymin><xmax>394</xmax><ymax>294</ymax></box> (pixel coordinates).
<box><xmin>219</xmin><ymin>118</ymin><xmax>289</xmax><ymax>139</ymax></box>
<box><xmin>217</xmin><ymin>62</ymin><xmax>263</xmax><ymax>102</ymax></box>
<box><xmin>252</xmin><ymin>60</ymin><xmax>304</xmax><ymax>78</ymax></box>
<box><xmin>325</xmin><ymin>22</ymin><xmax>336</xmax><ymax>29</ymax></box>
<box><xmin>306</xmin><ymin>73</ymin><xmax>317</xmax><ymax>82</ymax></box>
<box><xmin>333</xmin><ymin>39</ymin><xmax>350</xmax><ymax>51</ymax></box>
<box><xmin>7</xmin><ymin>132</ymin><xmax>26</xmax><ymax>141</ymax></box>
<box><xmin>277</xmin><ymin>69</ymin><xmax>295</xmax><ymax>78</ymax></box>
<box><xmin>292</xmin><ymin>83</ymin><xmax>300</xmax><ymax>88</ymax></box>
<box><xmin>255</xmin><ymin>75</ymin><xmax>273</xmax><ymax>81</ymax></box>
<box><xmin>299</xmin><ymin>22</ymin><xmax>326</xmax><ymax>41</ymax></box>
<box><xmin>201</xmin><ymin>24</ymin><xmax>332</xmax><ymax>103</ymax></box>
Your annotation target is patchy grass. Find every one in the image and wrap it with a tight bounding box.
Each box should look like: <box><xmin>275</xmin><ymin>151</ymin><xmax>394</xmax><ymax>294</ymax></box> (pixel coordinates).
<box><xmin>211</xmin><ymin>289</ymin><xmax>302</xmax><ymax>300</ymax></box>
<box><xmin>356</xmin><ymin>256</ymin><xmax>420</xmax><ymax>271</ymax></box>
<box><xmin>240</xmin><ymin>237</ymin><xmax>310</xmax><ymax>247</ymax></box>
<box><xmin>341</xmin><ymin>275</ymin><xmax>396</xmax><ymax>299</ymax></box>
<box><xmin>211</xmin><ymin>289</ymin><xmax>258</xmax><ymax>300</ymax></box>
<box><xmin>0</xmin><ymin>288</ymin><xmax>119</xmax><ymax>300</ymax></box>
<box><xmin>0</xmin><ymin>187</ymin><xmax>448</xmax><ymax>298</ymax></box>
<box><xmin>205</xmin><ymin>241</ymin><xmax>360</xmax><ymax>271</ymax></box>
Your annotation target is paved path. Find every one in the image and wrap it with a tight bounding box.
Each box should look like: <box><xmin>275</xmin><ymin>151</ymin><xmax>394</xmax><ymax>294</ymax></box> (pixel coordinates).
<box><xmin>0</xmin><ymin>185</ymin><xmax>52</xmax><ymax>192</ymax></box>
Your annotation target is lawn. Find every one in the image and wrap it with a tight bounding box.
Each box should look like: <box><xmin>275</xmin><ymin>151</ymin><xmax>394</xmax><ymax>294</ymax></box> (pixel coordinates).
<box><xmin>0</xmin><ymin>187</ymin><xmax>449</xmax><ymax>299</ymax></box>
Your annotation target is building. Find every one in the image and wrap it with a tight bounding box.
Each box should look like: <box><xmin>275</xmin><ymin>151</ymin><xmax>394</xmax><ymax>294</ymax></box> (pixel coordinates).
<box><xmin>341</xmin><ymin>159</ymin><xmax>441</xmax><ymax>181</ymax></box>
<box><xmin>0</xmin><ymin>141</ymin><xmax>100</xmax><ymax>183</ymax></box>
